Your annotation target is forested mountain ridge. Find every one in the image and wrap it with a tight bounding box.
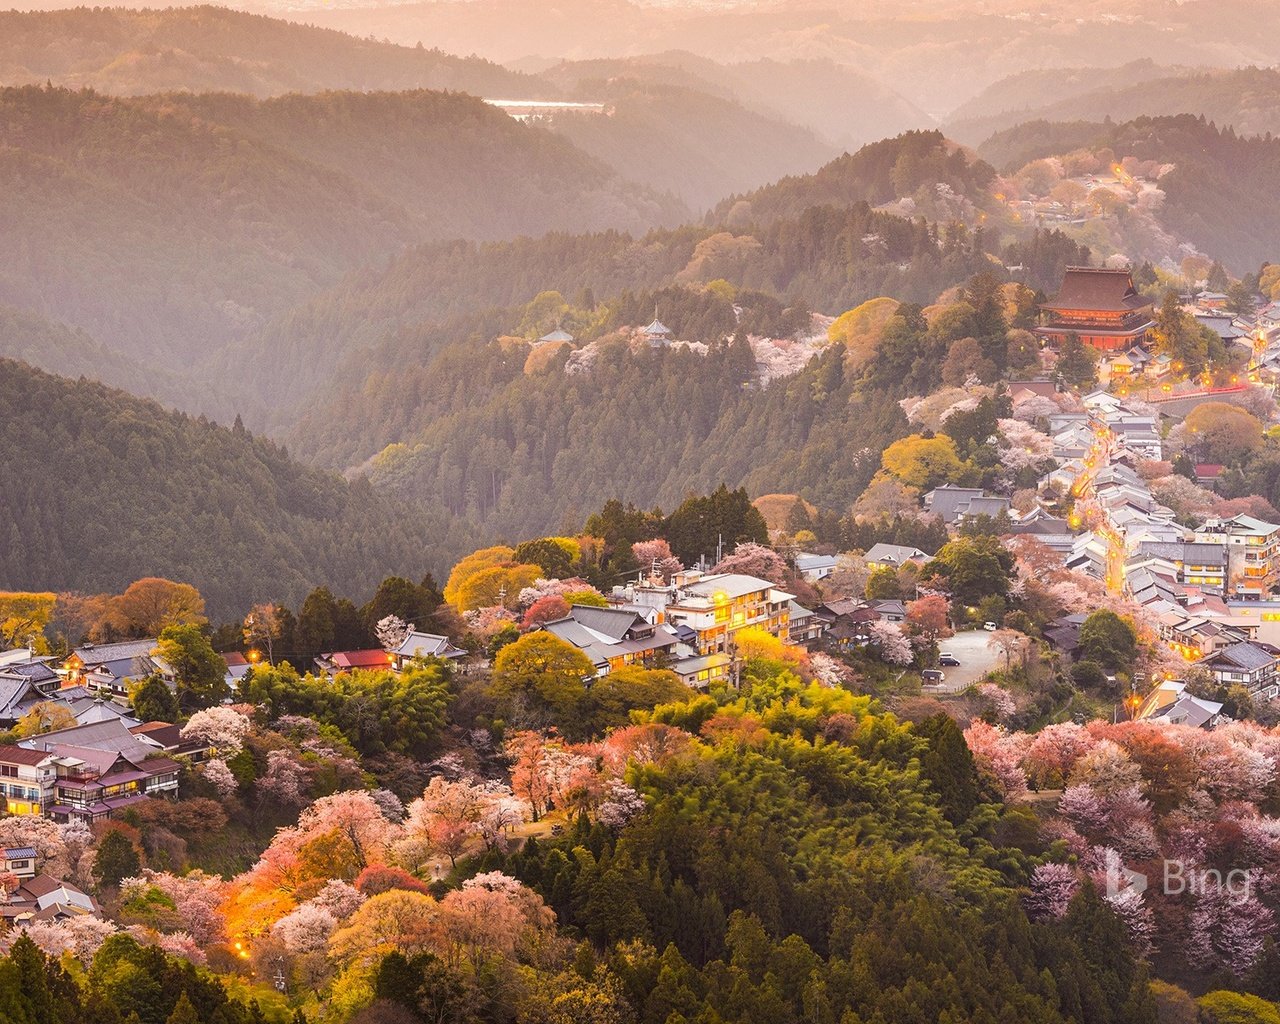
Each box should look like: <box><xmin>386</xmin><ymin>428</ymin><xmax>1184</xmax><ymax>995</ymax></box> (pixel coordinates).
<box><xmin>977</xmin><ymin>114</ymin><xmax>1280</xmax><ymax>272</ymax></box>
<box><xmin>707</xmin><ymin>130</ymin><xmax>999</xmax><ymax>226</ymax></box>
<box><xmin>226</xmin><ymin>193</ymin><xmax>1077</xmax><ymax>423</ymax></box>
<box><xmin>0</xmin><ymin>84</ymin><xmax>684</xmax><ymax>415</ymax></box>
<box><xmin>0</xmin><ymin>359</ymin><xmax>468</xmax><ymax>618</ymax></box>
<box><xmin>534</xmin><ymin>82</ymin><xmax>836</xmax><ymax>212</ymax></box>
<box><xmin>951</xmin><ymin>65</ymin><xmax>1280</xmax><ymax>144</ymax></box>
<box><xmin>0</xmin><ymin>5</ymin><xmax>545</xmax><ymax>98</ymax></box>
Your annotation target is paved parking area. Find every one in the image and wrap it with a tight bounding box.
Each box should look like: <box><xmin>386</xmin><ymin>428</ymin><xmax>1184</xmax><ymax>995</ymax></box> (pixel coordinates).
<box><xmin>924</xmin><ymin>629</ymin><xmax>1002</xmax><ymax>693</ymax></box>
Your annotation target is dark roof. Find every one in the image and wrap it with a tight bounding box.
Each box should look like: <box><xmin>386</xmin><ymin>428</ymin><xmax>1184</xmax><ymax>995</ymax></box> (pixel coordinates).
<box><xmin>1200</xmin><ymin>642</ymin><xmax>1277</xmax><ymax>672</ymax></box>
<box><xmin>0</xmin><ymin>744</ymin><xmax>54</xmax><ymax>766</ymax></box>
<box><xmin>1041</xmin><ymin>267</ymin><xmax>1153</xmax><ymax>314</ymax></box>
<box><xmin>70</xmin><ymin>639</ymin><xmax>157</xmax><ymax>665</ymax></box>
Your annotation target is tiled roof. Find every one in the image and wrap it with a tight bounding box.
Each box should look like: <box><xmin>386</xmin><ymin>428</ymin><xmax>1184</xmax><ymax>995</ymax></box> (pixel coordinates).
<box><xmin>1041</xmin><ymin>267</ymin><xmax>1152</xmax><ymax>313</ymax></box>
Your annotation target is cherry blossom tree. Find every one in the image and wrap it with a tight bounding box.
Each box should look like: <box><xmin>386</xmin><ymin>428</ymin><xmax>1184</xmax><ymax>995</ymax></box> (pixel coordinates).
<box><xmin>904</xmin><ymin>595</ymin><xmax>952</xmax><ymax>644</ymax></box>
<box><xmin>479</xmin><ymin>788</ymin><xmax>528</xmax><ymax>851</ymax></box>
<box><xmin>975</xmin><ymin>682</ymin><xmax>1015</xmax><ymax>722</ymax></box>
<box><xmin>809</xmin><ymin>652</ymin><xmax>852</xmax><ymax>688</ymax></box>
<box><xmin>200</xmin><ymin>758</ymin><xmax>238</xmax><ymax>800</ymax></box>
<box><xmin>1069</xmin><ymin>739</ymin><xmax>1142</xmax><ymax>794</ymax></box>
<box><xmin>404</xmin><ymin>777</ymin><xmax>488</xmax><ymax>867</ymax></box>
<box><xmin>868</xmin><ymin>620</ymin><xmax>913</xmax><ymax>666</ymax></box>
<box><xmin>273</xmin><ymin>902</ymin><xmax>338</xmax><ymax>954</ymax></box>
<box><xmin>598</xmin><ymin>782</ymin><xmax>646</xmax><ymax>830</ymax></box>
<box><xmin>310</xmin><ymin>879</ymin><xmax>366</xmax><ymax>920</ymax></box>
<box><xmin>1186</xmin><ymin>873</ymin><xmax>1273</xmax><ymax>974</ymax></box>
<box><xmin>20</xmin><ymin>916</ymin><xmax>118</xmax><ymax>964</ymax></box>
<box><xmin>181</xmin><ymin>706</ymin><xmax>251</xmax><ymax>757</ymax></box>
<box><xmin>257</xmin><ymin>750</ymin><xmax>310</xmax><ymax>808</ymax></box>
<box><xmin>1105</xmin><ymin>885</ymin><xmax>1155</xmax><ymax>958</ymax></box>
<box><xmin>296</xmin><ymin>791</ymin><xmax>399</xmax><ymax>869</ymax></box>
<box><xmin>964</xmin><ymin>721</ymin><xmax>1029</xmax><ymax>798</ymax></box>
<box><xmin>599</xmin><ymin>723</ymin><xmax>693</xmax><ymax>777</ymax></box>
<box><xmin>1023</xmin><ymin>722</ymin><xmax>1095</xmax><ymax>788</ymax></box>
<box><xmin>711</xmin><ymin>542</ymin><xmax>789</xmax><ymax>586</ymax></box>
<box><xmin>632</xmin><ymin>539</ymin><xmax>684</xmax><ymax>582</ymax></box>
<box><xmin>521</xmin><ymin>595</ymin><xmax>571</xmax><ymax>630</ymax></box>
<box><xmin>1057</xmin><ymin>785</ymin><xmax>1110</xmax><ymax>834</ymax></box>
<box><xmin>1024</xmin><ymin>863</ymin><xmax>1078</xmax><ymax>920</ymax></box>
<box><xmin>997</xmin><ymin>418</ymin><xmax>1056</xmax><ymax>474</ymax></box>
<box><xmin>376</xmin><ymin>614</ymin><xmax>413</xmax><ymax>651</ymax></box>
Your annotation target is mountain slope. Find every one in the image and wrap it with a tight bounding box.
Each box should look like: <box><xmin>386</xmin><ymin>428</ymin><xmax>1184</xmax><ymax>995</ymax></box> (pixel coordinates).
<box><xmin>0</xmin><ymin>359</ymin><xmax>464</xmax><ymax>618</ymax></box>
<box><xmin>0</xmin><ymin>5</ymin><xmax>545</xmax><ymax>98</ymax></box>
<box><xmin>544</xmin><ymin>82</ymin><xmax>836</xmax><ymax>212</ymax></box>
<box><xmin>707</xmin><ymin>130</ymin><xmax>998</xmax><ymax>226</ymax></box>
<box><xmin>977</xmin><ymin>114</ymin><xmax>1280</xmax><ymax>272</ymax></box>
<box><xmin>0</xmin><ymin>85</ymin><xmax>683</xmax><ymax>405</ymax></box>
<box><xmin>951</xmin><ymin>65</ymin><xmax>1280</xmax><ymax>144</ymax></box>
<box><xmin>536</xmin><ymin>51</ymin><xmax>933</xmax><ymax>150</ymax></box>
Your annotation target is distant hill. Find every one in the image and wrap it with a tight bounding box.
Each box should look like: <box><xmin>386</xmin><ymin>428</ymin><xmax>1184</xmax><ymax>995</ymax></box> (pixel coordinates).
<box><xmin>706</xmin><ymin>130</ymin><xmax>998</xmax><ymax>226</ymax></box>
<box><xmin>0</xmin><ymin>5</ymin><xmax>544</xmax><ymax>97</ymax></box>
<box><xmin>952</xmin><ymin>65</ymin><xmax>1280</xmax><ymax>144</ymax></box>
<box><xmin>0</xmin><ymin>85</ymin><xmax>683</xmax><ymax>407</ymax></box>
<box><xmin>0</xmin><ymin>359</ymin><xmax>463</xmax><ymax>618</ymax></box>
<box><xmin>299</xmin><ymin>0</ymin><xmax>1280</xmax><ymax>118</ymax></box>
<box><xmin>544</xmin><ymin>82</ymin><xmax>836</xmax><ymax>212</ymax></box>
<box><xmin>536</xmin><ymin>51</ymin><xmax>933</xmax><ymax>150</ymax></box>
<box><xmin>977</xmin><ymin>114</ymin><xmax>1280</xmax><ymax>272</ymax></box>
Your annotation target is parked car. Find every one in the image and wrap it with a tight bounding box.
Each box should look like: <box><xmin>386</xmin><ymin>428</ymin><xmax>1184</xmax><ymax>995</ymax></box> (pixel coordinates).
<box><xmin>983</xmin><ymin>621</ymin><xmax>997</xmax><ymax>631</ymax></box>
<box><xmin>921</xmin><ymin>669</ymin><xmax>945</xmax><ymax>684</ymax></box>
<box><xmin>938</xmin><ymin>653</ymin><xmax>960</xmax><ymax>667</ymax></box>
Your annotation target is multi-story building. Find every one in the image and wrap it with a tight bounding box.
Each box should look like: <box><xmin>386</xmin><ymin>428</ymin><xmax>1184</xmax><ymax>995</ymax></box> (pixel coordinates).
<box><xmin>611</xmin><ymin>571</ymin><xmax>793</xmax><ymax>657</ymax></box>
<box><xmin>1034</xmin><ymin>266</ymin><xmax>1156</xmax><ymax>353</ymax></box>
<box><xmin>1</xmin><ymin>720</ymin><xmax>180</xmax><ymax>823</ymax></box>
<box><xmin>540</xmin><ymin>605</ymin><xmax>679</xmax><ymax>677</ymax></box>
<box><xmin>1196</xmin><ymin>641</ymin><xmax>1280</xmax><ymax>699</ymax></box>
<box><xmin>1194</xmin><ymin>514</ymin><xmax>1280</xmax><ymax>599</ymax></box>
<box><xmin>0</xmin><ymin>746</ymin><xmax>55</xmax><ymax>816</ymax></box>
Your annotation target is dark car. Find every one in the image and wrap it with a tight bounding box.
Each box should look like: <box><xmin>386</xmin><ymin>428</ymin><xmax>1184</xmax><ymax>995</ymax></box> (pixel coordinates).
<box><xmin>938</xmin><ymin>653</ymin><xmax>960</xmax><ymax>667</ymax></box>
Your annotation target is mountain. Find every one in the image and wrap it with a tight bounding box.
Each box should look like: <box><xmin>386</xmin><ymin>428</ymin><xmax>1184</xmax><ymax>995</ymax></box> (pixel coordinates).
<box><xmin>977</xmin><ymin>114</ymin><xmax>1280</xmax><ymax>273</ymax></box>
<box><xmin>297</xmin><ymin>0</ymin><xmax>1280</xmax><ymax>117</ymax></box>
<box><xmin>707</xmin><ymin>130</ymin><xmax>998</xmax><ymax>226</ymax></box>
<box><xmin>223</xmin><ymin>187</ymin><xmax>1068</xmax><ymax>425</ymax></box>
<box><xmin>535</xmin><ymin>51</ymin><xmax>933</xmax><ymax>150</ymax></box>
<box><xmin>0</xmin><ymin>84</ymin><xmax>683</xmax><ymax>412</ymax></box>
<box><xmin>538</xmin><ymin>82</ymin><xmax>836</xmax><ymax>212</ymax></box>
<box><xmin>951</xmin><ymin>65</ymin><xmax>1280</xmax><ymax>144</ymax></box>
<box><xmin>0</xmin><ymin>5</ymin><xmax>545</xmax><ymax>98</ymax></box>
<box><xmin>0</xmin><ymin>358</ymin><xmax>466</xmax><ymax>619</ymax></box>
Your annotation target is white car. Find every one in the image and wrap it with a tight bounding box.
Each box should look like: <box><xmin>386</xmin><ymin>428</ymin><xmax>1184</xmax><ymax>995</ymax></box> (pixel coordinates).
<box><xmin>983</xmin><ymin>621</ymin><xmax>997</xmax><ymax>631</ymax></box>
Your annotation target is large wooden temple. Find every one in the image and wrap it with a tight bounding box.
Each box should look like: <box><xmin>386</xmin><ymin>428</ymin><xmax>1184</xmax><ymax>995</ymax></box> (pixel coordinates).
<box><xmin>1034</xmin><ymin>266</ymin><xmax>1155</xmax><ymax>352</ymax></box>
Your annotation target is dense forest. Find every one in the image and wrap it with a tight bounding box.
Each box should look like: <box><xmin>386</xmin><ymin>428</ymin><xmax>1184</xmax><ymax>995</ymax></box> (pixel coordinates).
<box><xmin>0</xmin><ymin>359</ymin><xmax>467</xmax><ymax>618</ymax></box>
<box><xmin>707</xmin><ymin>129</ymin><xmax>999</xmax><ymax>226</ymax></box>
<box><xmin>950</xmin><ymin>64</ymin><xmax>1280</xmax><ymax>145</ymax></box>
<box><xmin>0</xmin><ymin>5</ymin><xmax>544</xmax><ymax>97</ymax></box>
<box><xmin>977</xmin><ymin>115</ymin><xmax>1280</xmax><ymax>272</ymax></box>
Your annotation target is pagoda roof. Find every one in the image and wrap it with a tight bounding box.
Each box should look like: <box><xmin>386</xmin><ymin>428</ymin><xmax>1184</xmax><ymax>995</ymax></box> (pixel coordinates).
<box><xmin>642</xmin><ymin>319</ymin><xmax>672</xmax><ymax>336</ymax></box>
<box><xmin>1040</xmin><ymin>267</ymin><xmax>1153</xmax><ymax>314</ymax></box>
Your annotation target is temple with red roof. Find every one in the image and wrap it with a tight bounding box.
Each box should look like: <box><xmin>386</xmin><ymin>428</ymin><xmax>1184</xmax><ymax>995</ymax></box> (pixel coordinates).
<box><xmin>1034</xmin><ymin>266</ymin><xmax>1155</xmax><ymax>352</ymax></box>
